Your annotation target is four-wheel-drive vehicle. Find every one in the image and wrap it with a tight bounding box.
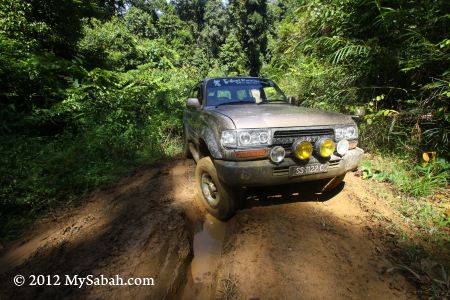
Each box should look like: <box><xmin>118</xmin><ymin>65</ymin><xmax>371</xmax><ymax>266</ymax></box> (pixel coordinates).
<box><xmin>183</xmin><ymin>77</ymin><xmax>364</xmax><ymax>220</ymax></box>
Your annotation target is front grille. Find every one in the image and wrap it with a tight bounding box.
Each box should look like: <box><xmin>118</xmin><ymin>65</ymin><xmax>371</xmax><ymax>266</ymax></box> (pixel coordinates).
<box><xmin>273</xmin><ymin>128</ymin><xmax>334</xmax><ymax>138</ymax></box>
<box><xmin>272</xmin><ymin>128</ymin><xmax>334</xmax><ymax>147</ymax></box>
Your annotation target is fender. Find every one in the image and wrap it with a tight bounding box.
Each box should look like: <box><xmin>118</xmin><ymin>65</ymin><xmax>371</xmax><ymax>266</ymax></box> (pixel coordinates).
<box><xmin>197</xmin><ymin>109</ymin><xmax>235</xmax><ymax>159</ymax></box>
<box><xmin>198</xmin><ymin>126</ymin><xmax>222</xmax><ymax>159</ymax></box>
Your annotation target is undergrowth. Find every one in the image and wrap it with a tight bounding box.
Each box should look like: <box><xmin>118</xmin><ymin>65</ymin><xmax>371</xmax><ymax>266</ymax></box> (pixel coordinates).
<box><xmin>0</xmin><ymin>134</ymin><xmax>182</xmax><ymax>243</ymax></box>
<box><xmin>361</xmin><ymin>155</ymin><xmax>449</xmax><ymax>246</ymax></box>
<box><xmin>360</xmin><ymin>156</ymin><xmax>449</xmax><ymax>198</ymax></box>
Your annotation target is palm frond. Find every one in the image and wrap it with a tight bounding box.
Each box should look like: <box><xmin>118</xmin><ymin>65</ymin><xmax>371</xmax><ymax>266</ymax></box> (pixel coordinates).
<box><xmin>331</xmin><ymin>44</ymin><xmax>370</xmax><ymax>65</ymax></box>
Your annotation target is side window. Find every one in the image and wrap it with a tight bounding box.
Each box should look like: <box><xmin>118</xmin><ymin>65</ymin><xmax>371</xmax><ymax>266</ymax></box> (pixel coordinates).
<box><xmin>208</xmin><ymin>90</ymin><xmax>215</xmax><ymax>98</ymax></box>
<box><xmin>263</xmin><ymin>86</ymin><xmax>278</xmax><ymax>101</ymax></box>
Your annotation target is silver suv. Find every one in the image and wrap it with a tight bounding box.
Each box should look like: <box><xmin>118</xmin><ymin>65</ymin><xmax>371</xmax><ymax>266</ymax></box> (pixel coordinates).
<box><xmin>183</xmin><ymin>77</ymin><xmax>364</xmax><ymax>219</ymax></box>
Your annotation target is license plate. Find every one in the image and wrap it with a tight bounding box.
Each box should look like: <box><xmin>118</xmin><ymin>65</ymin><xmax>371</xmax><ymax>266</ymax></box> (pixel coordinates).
<box><xmin>289</xmin><ymin>163</ymin><xmax>329</xmax><ymax>177</ymax></box>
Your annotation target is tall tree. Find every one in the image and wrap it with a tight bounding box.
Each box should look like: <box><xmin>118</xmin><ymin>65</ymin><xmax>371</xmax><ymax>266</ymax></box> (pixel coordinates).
<box><xmin>171</xmin><ymin>0</ymin><xmax>206</xmax><ymax>28</ymax></box>
<box><xmin>230</xmin><ymin>0</ymin><xmax>268</xmax><ymax>76</ymax></box>
<box><xmin>219</xmin><ymin>30</ymin><xmax>248</xmax><ymax>75</ymax></box>
<box><xmin>25</xmin><ymin>0</ymin><xmax>124</xmax><ymax>57</ymax></box>
<box><xmin>201</xmin><ymin>0</ymin><xmax>230</xmax><ymax>57</ymax></box>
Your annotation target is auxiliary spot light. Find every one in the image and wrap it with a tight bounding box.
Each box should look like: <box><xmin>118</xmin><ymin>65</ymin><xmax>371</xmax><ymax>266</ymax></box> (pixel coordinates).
<box><xmin>317</xmin><ymin>138</ymin><xmax>335</xmax><ymax>158</ymax></box>
<box><xmin>293</xmin><ymin>140</ymin><xmax>313</xmax><ymax>160</ymax></box>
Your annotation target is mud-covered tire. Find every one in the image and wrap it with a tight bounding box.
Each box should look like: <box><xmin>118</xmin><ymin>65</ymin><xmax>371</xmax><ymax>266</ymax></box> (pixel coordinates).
<box><xmin>195</xmin><ymin>157</ymin><xmax>237</xmax><ymax>220</ymax></box>
<box><xmin>182</xmin><ymin>129</ymin><xmax>192</xmax><ymax>159</ymax></box>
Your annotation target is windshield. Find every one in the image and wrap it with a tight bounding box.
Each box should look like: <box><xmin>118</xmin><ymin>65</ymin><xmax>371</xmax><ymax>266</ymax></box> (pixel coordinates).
<box><xmin>205</xmin><ymin>78</ymin><xmax>287</xmax><ymax>107</ymax></box>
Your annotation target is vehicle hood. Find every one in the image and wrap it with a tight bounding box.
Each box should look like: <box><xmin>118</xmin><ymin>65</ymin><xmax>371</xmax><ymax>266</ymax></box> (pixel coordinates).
<box><xmin>212</xmin><ymin>104</ymin><xmax>353</xmax><ymax>128</ymax></box>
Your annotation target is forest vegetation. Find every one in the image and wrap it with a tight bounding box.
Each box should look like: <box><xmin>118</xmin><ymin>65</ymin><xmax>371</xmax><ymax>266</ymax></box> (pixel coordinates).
<box><xmin>0</xmin><ymin>0</ymin><xmax>448</xmax><ymax>248</ymax></box>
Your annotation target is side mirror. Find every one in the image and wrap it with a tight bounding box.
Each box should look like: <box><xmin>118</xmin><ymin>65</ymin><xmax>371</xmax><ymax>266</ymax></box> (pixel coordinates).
<box><xmin>352</xmin><ymin>107</ymin><xmax>365</xmax><ymax>122</ymax></box>
<box><xmin>186</xmin><ymin>97</ymin><xmax>201</xmax><ymax>108</ymax></box>
<box><xmin>287</xmin><ymin>96</ymin><xmax>297</xmax><ymax>105</ymax></box>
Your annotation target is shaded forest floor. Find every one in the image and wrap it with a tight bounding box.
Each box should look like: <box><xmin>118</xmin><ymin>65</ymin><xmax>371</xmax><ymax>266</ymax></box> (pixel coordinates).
<box><xmin>0</xmin><ymin>159</ymin><xmax>448</xmax><ymax>299</ymax></box>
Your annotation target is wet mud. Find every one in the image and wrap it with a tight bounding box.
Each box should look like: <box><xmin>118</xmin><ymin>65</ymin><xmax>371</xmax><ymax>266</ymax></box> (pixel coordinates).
<box><xmin>0</xmin><ymin>159</ymin><xmax>420</xmax><ymax>299</ymax></box>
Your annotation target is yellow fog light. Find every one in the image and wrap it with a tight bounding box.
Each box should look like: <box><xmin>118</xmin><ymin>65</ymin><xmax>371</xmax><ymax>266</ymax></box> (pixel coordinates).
<box><xmin>293</xmin><ymin>140</ymin><xmax>313</xmax><ymax>160</ymax></box>
<box><xmin>318</xmin><ymin>138</ymin><xmax>335</xmax><ymax>158</ymax></box>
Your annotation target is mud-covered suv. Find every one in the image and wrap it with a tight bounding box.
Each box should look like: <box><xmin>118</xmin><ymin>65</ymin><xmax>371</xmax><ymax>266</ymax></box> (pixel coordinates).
<box><xmin>183</xmin><ymin>77</ymin><xmax>364</xmax><ymax>220</ymax></box>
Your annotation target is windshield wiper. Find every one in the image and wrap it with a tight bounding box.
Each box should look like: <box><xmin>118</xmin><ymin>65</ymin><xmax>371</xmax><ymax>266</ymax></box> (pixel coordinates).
<box><xmin>215</xmin><ymin>101</ymin><xmax>254</xmax><ymax>108</ymax></box>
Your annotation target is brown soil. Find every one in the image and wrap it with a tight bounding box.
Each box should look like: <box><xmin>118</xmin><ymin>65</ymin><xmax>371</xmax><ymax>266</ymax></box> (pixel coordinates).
<box><xmin>214</xmin><ymin>177</ymin><xmax>417</xmax><ymax>299</ymax></box>
<box><xmin>0</xmin><ymin>159</ymin><xmax>420</xmax><ymax>299</ymax></box>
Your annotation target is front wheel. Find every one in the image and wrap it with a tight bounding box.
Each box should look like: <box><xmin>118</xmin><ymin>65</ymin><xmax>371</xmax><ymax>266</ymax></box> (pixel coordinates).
<box><xmin>195</xmin><ymin>157</ymin><xmax>237</xmax><ymax>220</ymax></box>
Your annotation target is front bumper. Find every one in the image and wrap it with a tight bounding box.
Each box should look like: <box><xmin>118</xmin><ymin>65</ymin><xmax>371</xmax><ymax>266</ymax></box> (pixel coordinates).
<box><xmin>214</xmin><ymin>147</ymin><xmax>364</xmax><ymax>187</ymax></box>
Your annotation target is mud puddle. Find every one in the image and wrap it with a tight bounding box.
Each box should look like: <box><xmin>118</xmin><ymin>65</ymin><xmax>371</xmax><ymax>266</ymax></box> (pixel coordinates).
<box><xmin>182</xmin><ymin>214</ymin><xmax>226</xmax><ymax>299</ymax></box>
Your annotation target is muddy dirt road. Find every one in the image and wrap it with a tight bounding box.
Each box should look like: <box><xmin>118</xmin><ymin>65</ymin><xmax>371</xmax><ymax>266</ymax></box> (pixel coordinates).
<box><xmin>0</xmin><ymin>159</ymin><xmax>419</xmax><ymax>299</ymax></box>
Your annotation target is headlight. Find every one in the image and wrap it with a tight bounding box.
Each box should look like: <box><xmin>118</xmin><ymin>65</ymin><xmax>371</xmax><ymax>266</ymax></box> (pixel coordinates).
<box><xmin>221</xmin><ymin>129</ymin><xmax>271</xmax><ymax>148</ymax></box>
<box><xmin>335</xmin><ymin>125</ymin><xmax>358</xmax><ymax>140</ymax></box>
<box><xmin>239</xmin><ymin>132</ymin><xmax>251</xmax><ymax>145</ymax></box>
<box><xmin>221</xmin><ymin>131</ymin><xmax>237</xmax><ymax>146</ymax></box>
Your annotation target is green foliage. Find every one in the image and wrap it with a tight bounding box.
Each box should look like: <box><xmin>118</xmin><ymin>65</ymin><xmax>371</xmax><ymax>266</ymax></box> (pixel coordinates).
<box><xmin>171</xmin><ymin>0</ymin><xmax>205</xmax><ymax>26</ymax></box>
<box><xmin>219</xmin><ymin>31</ymin><xmax>249</xmax><ymax>75</ymax></box>
<box><xmin>0</xmin><ymin>34</ymin><xmax>83</xmax><ymax>133</ymax></box>
<box><xmin>0</xmin><ymin>4</ymin><xmax>200</xmax><ymax>240</ymax></box>
<box><xmin>362</xmin><ymin>156</ymin><xmax>450</xmax><ymax>257</ymax></box>
<box><xmin>123</xmin><ymin>6</ymin><xmax>158</xmax><ymax>39</ymax></box>
<box><xmin>360</xmin><ymin>158</ymin><xmax>449</xmax><ymax>198</ymax></box>
<box><xmin>0</xmin><ymin>0</ymin><xmax>49</xmax><ymax>45</ymax></box>
<box><xmin>201</xmin><ymin>0</ymin><xmax>230</xmax><ymax>57</ymax></box>
<box><xmin>0</xmin><ymin>0</ymin><xmax>121</xmax><ymax>57</ymax></box>
<box><xmin>264</xmin><ymin>0</ymin><xmax>450</xmax><ymax>159</ymax></box>
<box><xmin>78</xmin><ymin>18</ymin><xmax>144</xmax><ymax>71</ymax></box>
<box><xmin>230</xmin><ymin>0</ymin><xmax>269</xmax><ymax>76</ymax></box>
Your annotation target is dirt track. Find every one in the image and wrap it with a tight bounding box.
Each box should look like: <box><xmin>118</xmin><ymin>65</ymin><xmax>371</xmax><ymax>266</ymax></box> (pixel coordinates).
<box><xmin>0</xmin><ymin>159</ymin><xmax>419</xmax><ymax>299</ymax></box>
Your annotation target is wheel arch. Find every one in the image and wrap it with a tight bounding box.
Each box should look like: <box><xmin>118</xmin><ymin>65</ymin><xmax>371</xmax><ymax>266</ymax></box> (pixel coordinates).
<box><xmin>198</xmin><ymin>138</ymin><xmax>212</xmax><ymax>158</ymax></box>
<box><xmin>198</xmin><ymin>127</ymin><xmax>223</xmax><ymax>159</ymax></box>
